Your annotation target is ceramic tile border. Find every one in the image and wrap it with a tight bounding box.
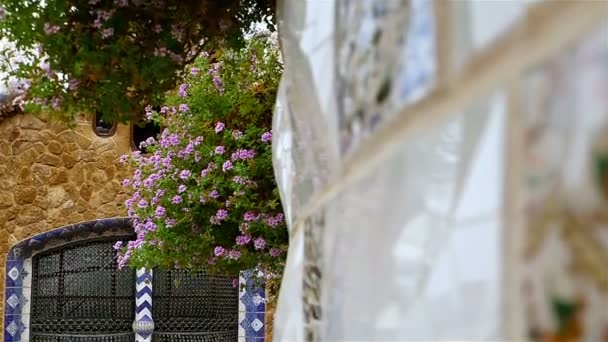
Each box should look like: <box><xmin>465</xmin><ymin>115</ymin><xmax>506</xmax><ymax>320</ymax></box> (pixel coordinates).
<box><xmin>239</xmin><ymin>270</ymin><xmax>266</xmax><ymax>341</ymax></box>
<box><xmin>4</xmin><ymin>217</ymin><xmax>134</xmax><ymax>342</ymax></box>
<box><xmin>134</xmin><ymin>269</ymin><xmax>154</xmax><ymax>342</ymax></box>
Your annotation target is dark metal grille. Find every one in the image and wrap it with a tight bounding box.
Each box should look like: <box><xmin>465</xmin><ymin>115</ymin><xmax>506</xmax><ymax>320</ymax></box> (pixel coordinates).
<box><xmin>152</xmin><ymin>332</ymin><xmax>237</xmax><ymax>342</ymax></box>
<box><xmin>152</xmin><ymin>268</ymin><xmax>238</xmax><ymax>340</ymax></box>
<box><xmin>31</xmin><ymin>238</ymin><xmax>136</xmax><ymax>340</ymax></box>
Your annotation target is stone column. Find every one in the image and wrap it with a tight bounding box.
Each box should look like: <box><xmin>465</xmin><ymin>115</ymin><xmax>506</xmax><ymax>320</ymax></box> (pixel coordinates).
<box><xmin>133</xmin><ymin>268</ymin><xmax>154</xmax><ymax>342</ymax></box>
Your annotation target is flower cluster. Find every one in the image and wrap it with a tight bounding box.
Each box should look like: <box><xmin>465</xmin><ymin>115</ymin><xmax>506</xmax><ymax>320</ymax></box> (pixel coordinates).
<box><xmin>117</xmin><ymin>37</ymin><xmax>286</xmax><ymax>279</ymax></box>
<box><xmin>0</xmin><ymin>0</ymin><xmax>275</xmax><ymax>123</ymax></box>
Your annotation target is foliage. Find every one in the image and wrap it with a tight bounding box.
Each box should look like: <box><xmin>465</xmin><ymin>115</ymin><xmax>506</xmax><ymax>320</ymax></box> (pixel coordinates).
<box><xmin>0</xmin><ymin>0</ymin><xmax>275</xmax><ymax>123</ymax></box>
<box><xmin>117</xmin><ymin>36</ymin><xmax>285</xmax><ymax>285</ymax></box>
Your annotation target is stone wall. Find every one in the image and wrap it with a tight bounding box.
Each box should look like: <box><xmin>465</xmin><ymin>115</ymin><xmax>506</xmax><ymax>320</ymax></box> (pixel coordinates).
<box><xmin>0</xmin><ymin>113</ymin><xmax>132</xmax><ymax>320</ymax></box>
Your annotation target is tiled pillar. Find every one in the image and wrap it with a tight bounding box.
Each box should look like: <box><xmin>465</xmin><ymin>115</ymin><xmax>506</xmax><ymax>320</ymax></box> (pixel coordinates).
<box><xmin>238</xmin><ymin>270</ymin><xmax>266</xmax><ymax>341</ymax></box>
<box><xmin>133</xmin><ymin>268</ymin><xmax>154</xmax><ymax>342</ymax></box>
<box><xmin>4</xmin><ymin>252</ymin><xmax>29</xmax><ymax>342</ymax></box>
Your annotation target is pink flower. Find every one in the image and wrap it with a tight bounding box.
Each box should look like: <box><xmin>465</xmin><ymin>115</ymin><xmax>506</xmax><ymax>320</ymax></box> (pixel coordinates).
<box><xmin>155</xmin><ymin>206</ymin><xmax>166</xmax><ymax>217</ymax></box>
<box><xmin>178</xmin><ymin>103</ymin><xmax>189</xmax><ymax>112</ymax></box>
<box><xmin>216</xmin><ymin>209</ymin><xmax>228</xmax><ymax>221</ymax></box>
<box><xmin>269</xmin><ymin>248</ymin><xmax>282</xmax><ymax>257</ymax></box>
<box><xmin>254</xmin><ymin>238</ymin><xmax>266</xmax><ymax>250</ymax></box>
<box><xmin>171</xmin><ymin>195</ymin><xmax>183</xmax><ymax>204</ymax></box>
<box><xmin>232</xmin><ymin>130</ymin><xmax>243</xmax><ymax>140</ymax></box>
<box><xmin>215</xmin><ymin>122</ymin><xmax>225</xmax><ymax>133</ymax></box>
<box><xmin>261</xmin><ymin>131</ymin><xmax>272</xmax><ymax>142</ymax></box>
<box><xmin>137</xmin><ymin>199</ymin><xmax>148</xmax><ymax>208</ymax></box>
<box><xmin>210</xmin><ymin>190</ymin><xmax>219</xmax><ymax>199</ymax></box>
<box><xmin>122</xmin><ymin>179</ymin><xmax>131</xmax><ymax>187</ymax></box>
<box><xmin>145</xmin><ymin>221</ymin><xmax>157</xmax><ymax>232</ymax></box>
<box><xmin>191</xmin><ymin>67</ymin><xmax>200</xmax><ymax>75</ymax></box>
<box><xmin>179</xmin><ymin>170</ymin><xmax>191</xmax><ymax>180</ymax></box>
<box><xmin>228</xmin><ymin>249</ymin><xmax>241</xmax><ymax>260</ymax></box>
<box><xmin>243</xmin><ymin>211</ymin><xmax>258</xmax><ymax>222</ymax></box>
<box><xmin>235</xmin><ymin>235</ymin><xmax>251</xmax><ymax>246</ymax></box>
<box><xmin>214</xmin><ymin>146</ymin><xmax>225</xmax><ymax>155</ymax></box>
<box><xmin>178</xmin><ymin>185</ymin><xmax>187</xmax><ymax>193</ymax></box>
<box><xmin>214</xmin><ymin>246</ymin><xmax>226</xmax><ymax>257</ymax></box>
<box><xmin>101</xmin><ymin>28</ymin><xmax>114</xmax><ymax>39</ymax></box>
<box><xmin>222</xmin><ymin>160</ymin><xmax>233</xmax><ymax>172</ymax></box>
<box><xmin>178</xmin><ymin>83</ymin><xmax>188</xmax><ymax>98</ymax></box>
<box><xmin>113</xmin><ymin>241</ymin><xmax>123</xmax><ymax>250</ymax></box>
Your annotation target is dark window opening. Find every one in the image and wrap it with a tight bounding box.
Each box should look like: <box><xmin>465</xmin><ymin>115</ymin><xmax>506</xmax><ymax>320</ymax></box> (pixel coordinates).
<box><xmin>93</xmin><ymin>112</ymin><xmax>117</xmax><ymax>137</ymax></box>
<box><xmin>132</xmin><ymin>120</ymin><xmax>162</xmax><ymax>153</ymax></box>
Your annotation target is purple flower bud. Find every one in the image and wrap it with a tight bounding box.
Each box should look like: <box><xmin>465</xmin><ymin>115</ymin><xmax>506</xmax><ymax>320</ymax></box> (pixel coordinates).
<box><xmin>235</xmin><ymin>235</ymin><xmax>251</xmax><ymax>246</ymax></box>
<box><xmin>244</xmin><ymin>211</ymin><xmax>258</xmax><ymax>222</ymax></box>
<box><xmin>214</xmin><ymin>246</ymin><xmax>226</xmax><ymax>257</ymax></box>
<box><xmin>113</xmin><ymin>241</ymin><xmax>123</xmax><ymax>250</ymax></box>
<box><xmin>210</xmin><ymin>190</ymin><xmax>219</xmax><ymax>199</ymax></box>
<box><xmin>261</xmin><ymin>131</ymin><xmax>272</xmax><ymax>142</ymax></box>
<box><xmin>222</xmin><ymin>160</ymin><xmax>233</xmax><ymax>172</ymax></box>
<box><xmin>232</xmin><ymin>130</ymin><xmax>243</xmax><ymax>140</ymax></box>
<box><xmin>178</xmin><ymin>83</ymin><xmax>188</xmax><ymax>98</ymax></box>
<box><xmin>179</xmin><ymin>170</ymin><xmax>191</xmax><ymax>180</ymax></box>
<box><xmin>215</xmin><ymin>122</ymin><xmax>225</xmax><ymax>133</ymax></box>
<box><xmin>254</xmin><ymin>238</ymin><xmax>266</xmax><ymax>250</ymax></box>
<box><xmin>228</xmin><ymin>249</ymin><xmax>241</xmax><ymax>260</ymax></box>
<box><xmin>216</xmin><ymin>209</ymin><xmax>228</xmax><ymax>221</ymax></box>
<box><xmin>155</xmin><ymin>206</ymin><xmax>166</xmax><ymax>217</ymax></box>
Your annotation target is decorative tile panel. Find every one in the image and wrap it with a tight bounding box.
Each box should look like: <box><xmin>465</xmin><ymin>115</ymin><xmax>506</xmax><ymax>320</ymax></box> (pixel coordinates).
<box><xmin>134</xmin><ymin>268</ymin><xmax>154</xmax><ymax>342</ymax></box>
<box><xmin>239</xmin><ymin>270</ymin><xmax>266</xmax><ymax>341</ymax></box>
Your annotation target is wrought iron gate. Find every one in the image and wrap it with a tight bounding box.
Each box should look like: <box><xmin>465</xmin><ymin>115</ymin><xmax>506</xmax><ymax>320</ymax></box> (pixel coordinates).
<box><xmin>30</xmin><ymin>238</ymin><xmax>136</xmax><ymax>342</ymax></box>
<box><xmin>151</xmin><ymin>269</ymin><xmax>238</xmax><ymax>342</ymax></box>
<box><xmin>28</xmin><ymin>238</ymin><xmax>240</xmax><ymax>341</ymax></box>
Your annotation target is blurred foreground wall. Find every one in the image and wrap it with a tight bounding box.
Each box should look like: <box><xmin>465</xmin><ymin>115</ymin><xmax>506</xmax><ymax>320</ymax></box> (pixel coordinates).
<box><xmin>271</xmin><ymin>1</ymin><xmax>608</xmax><ymax>340</ymax></box>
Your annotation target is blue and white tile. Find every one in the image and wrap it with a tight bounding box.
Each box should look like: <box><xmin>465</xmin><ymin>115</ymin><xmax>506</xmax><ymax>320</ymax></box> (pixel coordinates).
<box><xmin>241</xmin><ymin>291</ymin><xmax>266</xmax><ymax>313</ymax></box>
<box><xmin>4</xmin><ymin>287</ymin><xmax>26</xmax><ymax>315</ymax></box>
<box><xmin>245</xmin><ymin>337</ymin><xmax>264</xmax><ymax>342</ymax></box>
<box><xmin>21</xmin><ymin>259</ymin><xmax>32</xmax><ymax>289</ymax></box>
<box><xmin>4</xmin><ymin>315</ymin><xmax>25</xmax><ymax>342</ymax></box>
<box><xmin>20</xmin><ymin>288</ymin><xmax>31</xmax><ymax>315</ymax></box>
<box><xmin>238</xmin><ymin>312</ymin><xmax>247</xmax><ymax>337</ymax></box>
<box><xmin>5</xmin><ymin>259</ymin><xmax>24</xmax><ymax>288</ymax></box>
<box><xmin>19</xmin><ymin>314</ymin><xmax>29</xmax><ymax>342</ymax></box>
<box><xmin>239</xmin><ymin>312</ymin><xmax>265</xmax><ymax>338</ymax></box>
